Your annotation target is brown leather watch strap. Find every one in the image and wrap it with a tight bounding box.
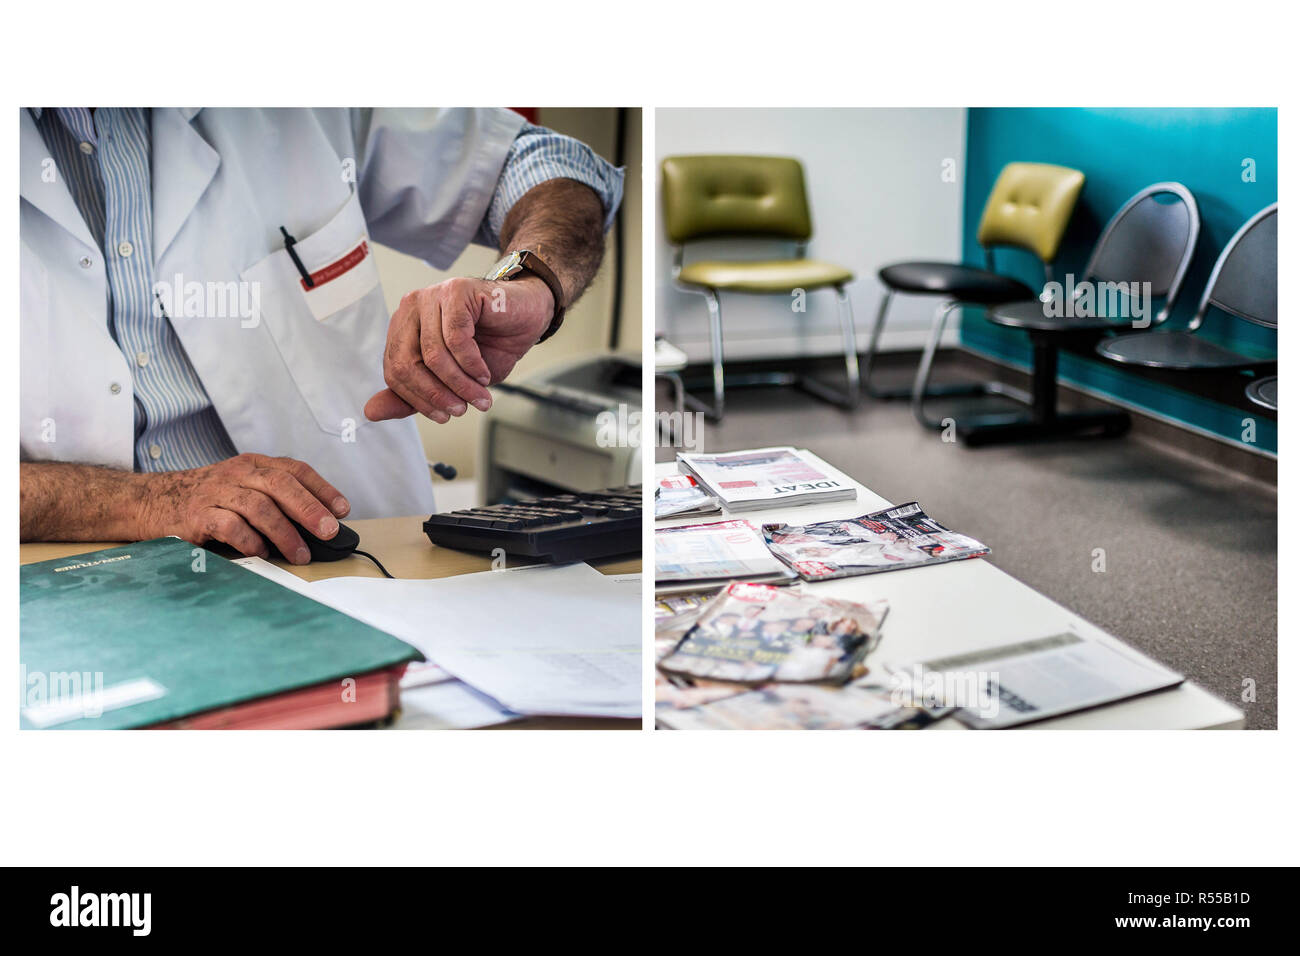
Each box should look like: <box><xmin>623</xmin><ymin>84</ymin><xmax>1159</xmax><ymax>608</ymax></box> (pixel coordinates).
<box><xmin>517</xmin><ymin>250</ymin><xmax>566</xmax><ymax>342</ymax></box>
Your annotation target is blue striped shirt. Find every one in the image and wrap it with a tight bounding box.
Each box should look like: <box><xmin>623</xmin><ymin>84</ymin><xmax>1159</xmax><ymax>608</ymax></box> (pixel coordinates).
<box><xmin>479</xmin><ymin>120</ymin><xmax>624</xmax><ymax>246</ymax></box>
<box><xmin>35</xmin><ymin>109</ymin><xmax>623</xmax><ymax>473</ymax></box>
<box><xmin>36</xmin><ymin>107</ymin><xmax>238</xmax><ymax>471</ymax></box>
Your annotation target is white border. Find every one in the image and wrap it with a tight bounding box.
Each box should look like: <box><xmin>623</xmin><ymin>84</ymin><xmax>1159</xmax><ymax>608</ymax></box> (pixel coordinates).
<box><xmin>2</xmin><ymin>0</ymin><xmax>1294</xmax><ymax>868</ymax></box>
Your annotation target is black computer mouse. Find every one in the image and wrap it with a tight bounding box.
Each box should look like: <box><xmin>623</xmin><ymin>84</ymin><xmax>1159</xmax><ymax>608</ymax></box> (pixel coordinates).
<box><xmin>267</xmin><ymin>519</ymin><xmax>360</xmax><ymax>563</ymax></box>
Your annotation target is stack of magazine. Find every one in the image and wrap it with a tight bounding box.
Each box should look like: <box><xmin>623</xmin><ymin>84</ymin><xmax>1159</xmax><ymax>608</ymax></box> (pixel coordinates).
<box><xmin>654</xmin><ymin>591</ymin><xmax>714</xmax><ymax>659</ymax></box>
<box><xmin>677</xmin><ymin>447</ymin><xmax>856</xmax><ymax>512</ymax></box>
<box><xmin>658</xmin><ymin>582</ymin><xmax>889</xmax><ymax>684</ymax></box>
<box><xmin>654</xmin><ymin>519</ymin><xmax>797</xmax><ymax>595</ymax></box>
<box><xmin>654</xmin><ymin>474</ymin><xmax>722</xmax><ymax>520</ymax></box>
<box><xmin>763</xmin><ymin>502</ymin><xmax>989</xmax><ymax>581</ymax></box>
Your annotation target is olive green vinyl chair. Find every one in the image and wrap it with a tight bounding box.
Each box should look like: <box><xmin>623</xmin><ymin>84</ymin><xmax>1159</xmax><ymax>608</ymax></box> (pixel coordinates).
<box><xmin>661</xmin><ymin>155</ymin><xmax>861</xmax><ymax>419</ymax></box>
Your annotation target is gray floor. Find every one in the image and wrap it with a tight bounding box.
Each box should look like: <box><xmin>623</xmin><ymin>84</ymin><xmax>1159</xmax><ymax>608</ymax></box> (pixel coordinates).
<box><xmin>657</xmin><ymin>365</ymin><xmax>1278</xmax><ymax>729</ymax></box>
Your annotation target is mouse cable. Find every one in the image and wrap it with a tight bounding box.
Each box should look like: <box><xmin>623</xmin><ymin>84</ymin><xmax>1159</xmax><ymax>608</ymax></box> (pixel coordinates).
<box><xmin>353</xmin><ymin>549</ymin><xmax>394</xmax><ymax>579</ymax></box>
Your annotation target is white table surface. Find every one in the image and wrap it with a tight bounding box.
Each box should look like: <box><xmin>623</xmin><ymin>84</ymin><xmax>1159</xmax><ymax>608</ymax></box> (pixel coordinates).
<box><xmin>655</xmin><ymin>454</ymin><xmax>1243</xmax><ymax>730</ymax></box>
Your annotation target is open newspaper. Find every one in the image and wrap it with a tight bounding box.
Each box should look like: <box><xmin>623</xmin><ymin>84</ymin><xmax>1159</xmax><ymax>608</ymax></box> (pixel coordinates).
<box><xmin>655</xmin><ymin>474</ymin><xmax>722</xmax><ymax>520</ymax></box>
<box><xmin>655</xmin><ymin>518</ymin><xmax>797</xmax><ymax>595</ymax></box>
<box><xmin>676</xmin><ymin>447</ymin><xmax>856</xmax><ymax>511</ymax></box>
<box><xmin>889</xmin><ymin>631</ymin><xmax>1184</xmax><ymax>729</ymax></box>
<box><xmin>658</xmin><ymin>582</ymin><xmax>889</xmax><ymax>684</ymax></box>
<box><xmin>763</xmin><ymin>502</ymin><xmax>989</xmax><ymax>581</ymax></box>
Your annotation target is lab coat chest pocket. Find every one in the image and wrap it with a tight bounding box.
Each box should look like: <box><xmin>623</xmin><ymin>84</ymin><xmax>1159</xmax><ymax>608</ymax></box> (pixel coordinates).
<box><xmin>239</xmin><ymin>193</ymin><xmax>387</xmax><ymax>437</ymax></box>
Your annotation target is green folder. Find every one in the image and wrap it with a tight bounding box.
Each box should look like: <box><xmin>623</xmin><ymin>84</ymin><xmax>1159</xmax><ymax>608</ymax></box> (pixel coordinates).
<box><xmin>20</xmin><ymin>537</ymin><xmax>421</xmax><ymax>729</ymax></box>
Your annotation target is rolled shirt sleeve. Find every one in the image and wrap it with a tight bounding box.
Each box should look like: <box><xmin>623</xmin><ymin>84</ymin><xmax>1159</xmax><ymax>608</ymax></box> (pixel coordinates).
<box><xmin>352</xmin><ymin>107</ymin><xmax>526</xmax><ymax>270</ymax></box>
<box><xmin>475</xmin><ymin>121</ymin><xmax>625</xmax><ymax>249</ymax></box>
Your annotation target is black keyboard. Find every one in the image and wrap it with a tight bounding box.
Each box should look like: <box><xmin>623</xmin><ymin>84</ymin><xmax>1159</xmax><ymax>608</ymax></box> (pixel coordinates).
<box><xmin>422</xmin><ymin>486</ymin><xmax>641</xmax><ymax>562</ymax></box>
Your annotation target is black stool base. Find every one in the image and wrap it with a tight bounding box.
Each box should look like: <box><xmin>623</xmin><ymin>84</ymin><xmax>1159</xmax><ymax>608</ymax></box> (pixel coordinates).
<box><xmin>935</xmin><ymin>331</ymin><xmax>1130</xmax><ymax>446</ymax></box>
<box><xmin>868</xmin><ymin>380</ymin><xmax>1013</xmax><ymax>402</ymax></box>
<box><xmin>958</xmin><ymin>409</ymin><xmax>1131</xmax><ymax>447</ymax></box>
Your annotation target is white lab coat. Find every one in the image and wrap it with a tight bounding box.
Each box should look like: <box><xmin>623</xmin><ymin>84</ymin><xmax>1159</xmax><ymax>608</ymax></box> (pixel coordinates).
<box><xmin>20</xmin><ymin>107</ymin><xmax>525</xmax><ymax>518</ymax></box>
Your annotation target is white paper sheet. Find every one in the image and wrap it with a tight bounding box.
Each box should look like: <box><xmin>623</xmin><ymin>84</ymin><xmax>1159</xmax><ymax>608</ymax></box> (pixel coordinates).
<box><xmin>309</xmin><ymin>564</ymin><xmax>641</xmax><ymax>719</ymax></box>
<box><xmin>395</xmin><ymin>680</ymin><xmax>517</xmax><ymax>730</ymax></box>
<box><xmin>400</xmin><ymin>660</ymin><xmax>456</xmax><ymax>689</ymax></box>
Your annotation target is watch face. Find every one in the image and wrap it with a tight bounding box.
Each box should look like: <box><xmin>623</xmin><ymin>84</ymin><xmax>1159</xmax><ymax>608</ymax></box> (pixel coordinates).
<box><xmin>486</xmin><ymin>251</ymin><xmax>524</xmax><ymax>282</ymax></box>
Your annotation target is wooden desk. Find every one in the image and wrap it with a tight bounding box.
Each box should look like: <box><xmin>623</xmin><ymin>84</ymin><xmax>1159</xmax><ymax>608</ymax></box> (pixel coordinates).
<box><xmin>21</xmin><ymin>516</ymin><xmax>641</xmax><ymax>730</ymax></box>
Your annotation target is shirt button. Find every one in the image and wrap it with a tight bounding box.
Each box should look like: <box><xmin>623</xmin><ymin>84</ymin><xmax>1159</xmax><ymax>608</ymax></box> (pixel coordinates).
<box><xmin>109</xmin><ymin>382</ymin><xmax>122</xmax><ymax>395</ymax></box>
<box><xmin>79</xmin><ymin>255</ymin><xmax>93</xmax><ymax>269</ymax></box>
<box><xmin>117</xmin><ymin>240</ymin><xmax>134</xmax><ymax>258</ymax></box>
<box><xmin>136</xmin><ymin>351</ymin><xmax>150</xmax><ymax>368</ymax></box>
<box><xmin>78</xmin><ymin>141</ymin><xmax>94</xmax><ymax>155</ymax></box>
<box><xmin>148</xmin><ymin>444</ymin><xmax>163</xmax><ymax>460</ymax></box>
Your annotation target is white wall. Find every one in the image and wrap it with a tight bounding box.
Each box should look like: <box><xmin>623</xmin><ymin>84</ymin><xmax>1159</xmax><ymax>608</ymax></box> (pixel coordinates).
<box><xmin>654</xmin><ymin>108</ymin><xmax>966</xmax><ymax>361</ymax></box>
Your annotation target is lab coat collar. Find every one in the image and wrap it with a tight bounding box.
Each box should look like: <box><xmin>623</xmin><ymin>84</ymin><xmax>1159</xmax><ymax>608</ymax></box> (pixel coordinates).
<box><xmin>18</xmin><ymin>109</ymin><xmax>99</xmax><ymax>252</ymax></box>
<box><xmin>151</xmin><ymin>107</ymin><xmax>218</xmax><ymax>266</ymax></box>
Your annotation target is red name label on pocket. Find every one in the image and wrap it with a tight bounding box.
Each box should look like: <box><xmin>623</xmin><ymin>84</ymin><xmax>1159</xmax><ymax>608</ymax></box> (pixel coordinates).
<box><xmin>301</xmin><ymin>239</ymin><xmax>370</xmax><ymax>290</ymax></box>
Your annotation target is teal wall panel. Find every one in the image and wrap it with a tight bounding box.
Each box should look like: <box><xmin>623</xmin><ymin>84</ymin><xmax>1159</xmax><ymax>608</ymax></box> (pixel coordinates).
<box><xmin>960</xmin><ymin>107</ymin><xmax>1277</xmax><ymax>454</ymax></box>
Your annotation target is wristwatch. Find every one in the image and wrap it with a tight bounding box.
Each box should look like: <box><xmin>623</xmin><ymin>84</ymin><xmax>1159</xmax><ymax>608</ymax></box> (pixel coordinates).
<box><xmin>484</xmin><ymin>250</ymin><xmax>566</xmax><ymax>342</ymax></box>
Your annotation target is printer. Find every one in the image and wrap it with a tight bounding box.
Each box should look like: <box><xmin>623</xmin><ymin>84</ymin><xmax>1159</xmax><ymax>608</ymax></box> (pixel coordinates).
<box><xmin>478</xmin><ymin>352</ymin><xmax>643</xmax><ymax>504</ymax></box>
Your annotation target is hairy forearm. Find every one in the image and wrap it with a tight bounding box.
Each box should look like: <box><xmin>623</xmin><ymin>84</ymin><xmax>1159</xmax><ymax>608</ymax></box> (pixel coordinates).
<box><xmin>498</xmin><ymin>178</ymin><xmax>606</xmax><ymax>307</ymax></box>
<box><xmin>20</xmin><ymin>462</ymin><xmax>151</xmax><ymax>542</ymax></box>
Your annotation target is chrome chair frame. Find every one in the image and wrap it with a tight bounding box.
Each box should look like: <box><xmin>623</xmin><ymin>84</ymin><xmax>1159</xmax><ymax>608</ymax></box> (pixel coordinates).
<box><xmin>909</xmin><ymin>297</ymin><xmax>1033</xmax><ymax>430</ymax></box>
<box><xmin>1077</xmin><ymin>182</ymin><xmax>1200</xmax><ymax>329</ymax></box>
<box><xmin>861</xmin><ymin>248</ymin><xmax>1048</xmax><ymax>405</ymax></box>
<box><xmin>670</xmin><ymin>243</ymin><xmax>861</xmax><ymax>420</ymax></box>
<box><xmin>1096</xmin><ymin>202</ymin><xmax>1277</xmax><ymax>370</ymax></box>
<box><xmin>1186</xmin><ymin>202</ymin><xmax>1278</xmax><ymax>333</ymax></box>
<box><xmin>900</xmin><ymin>245</ymin><xmax>1046</xmax><ymax>430</ymax></box>
<box><xmin>1245</xmin><ymin>375</ymin><xmax>1277</xmax><ymax>411</ymax></box>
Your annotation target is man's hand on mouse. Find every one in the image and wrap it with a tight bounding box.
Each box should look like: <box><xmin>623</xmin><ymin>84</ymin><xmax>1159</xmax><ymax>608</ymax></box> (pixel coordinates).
<box><xmin>363</xmin><ymin>275</ymin><xmax>553</xmax><ymax>424</ymax></box>
<box><xmin>136</xmin><ymin>453</ymin><xmax>350</xmax><ymax>564</ymax></box>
